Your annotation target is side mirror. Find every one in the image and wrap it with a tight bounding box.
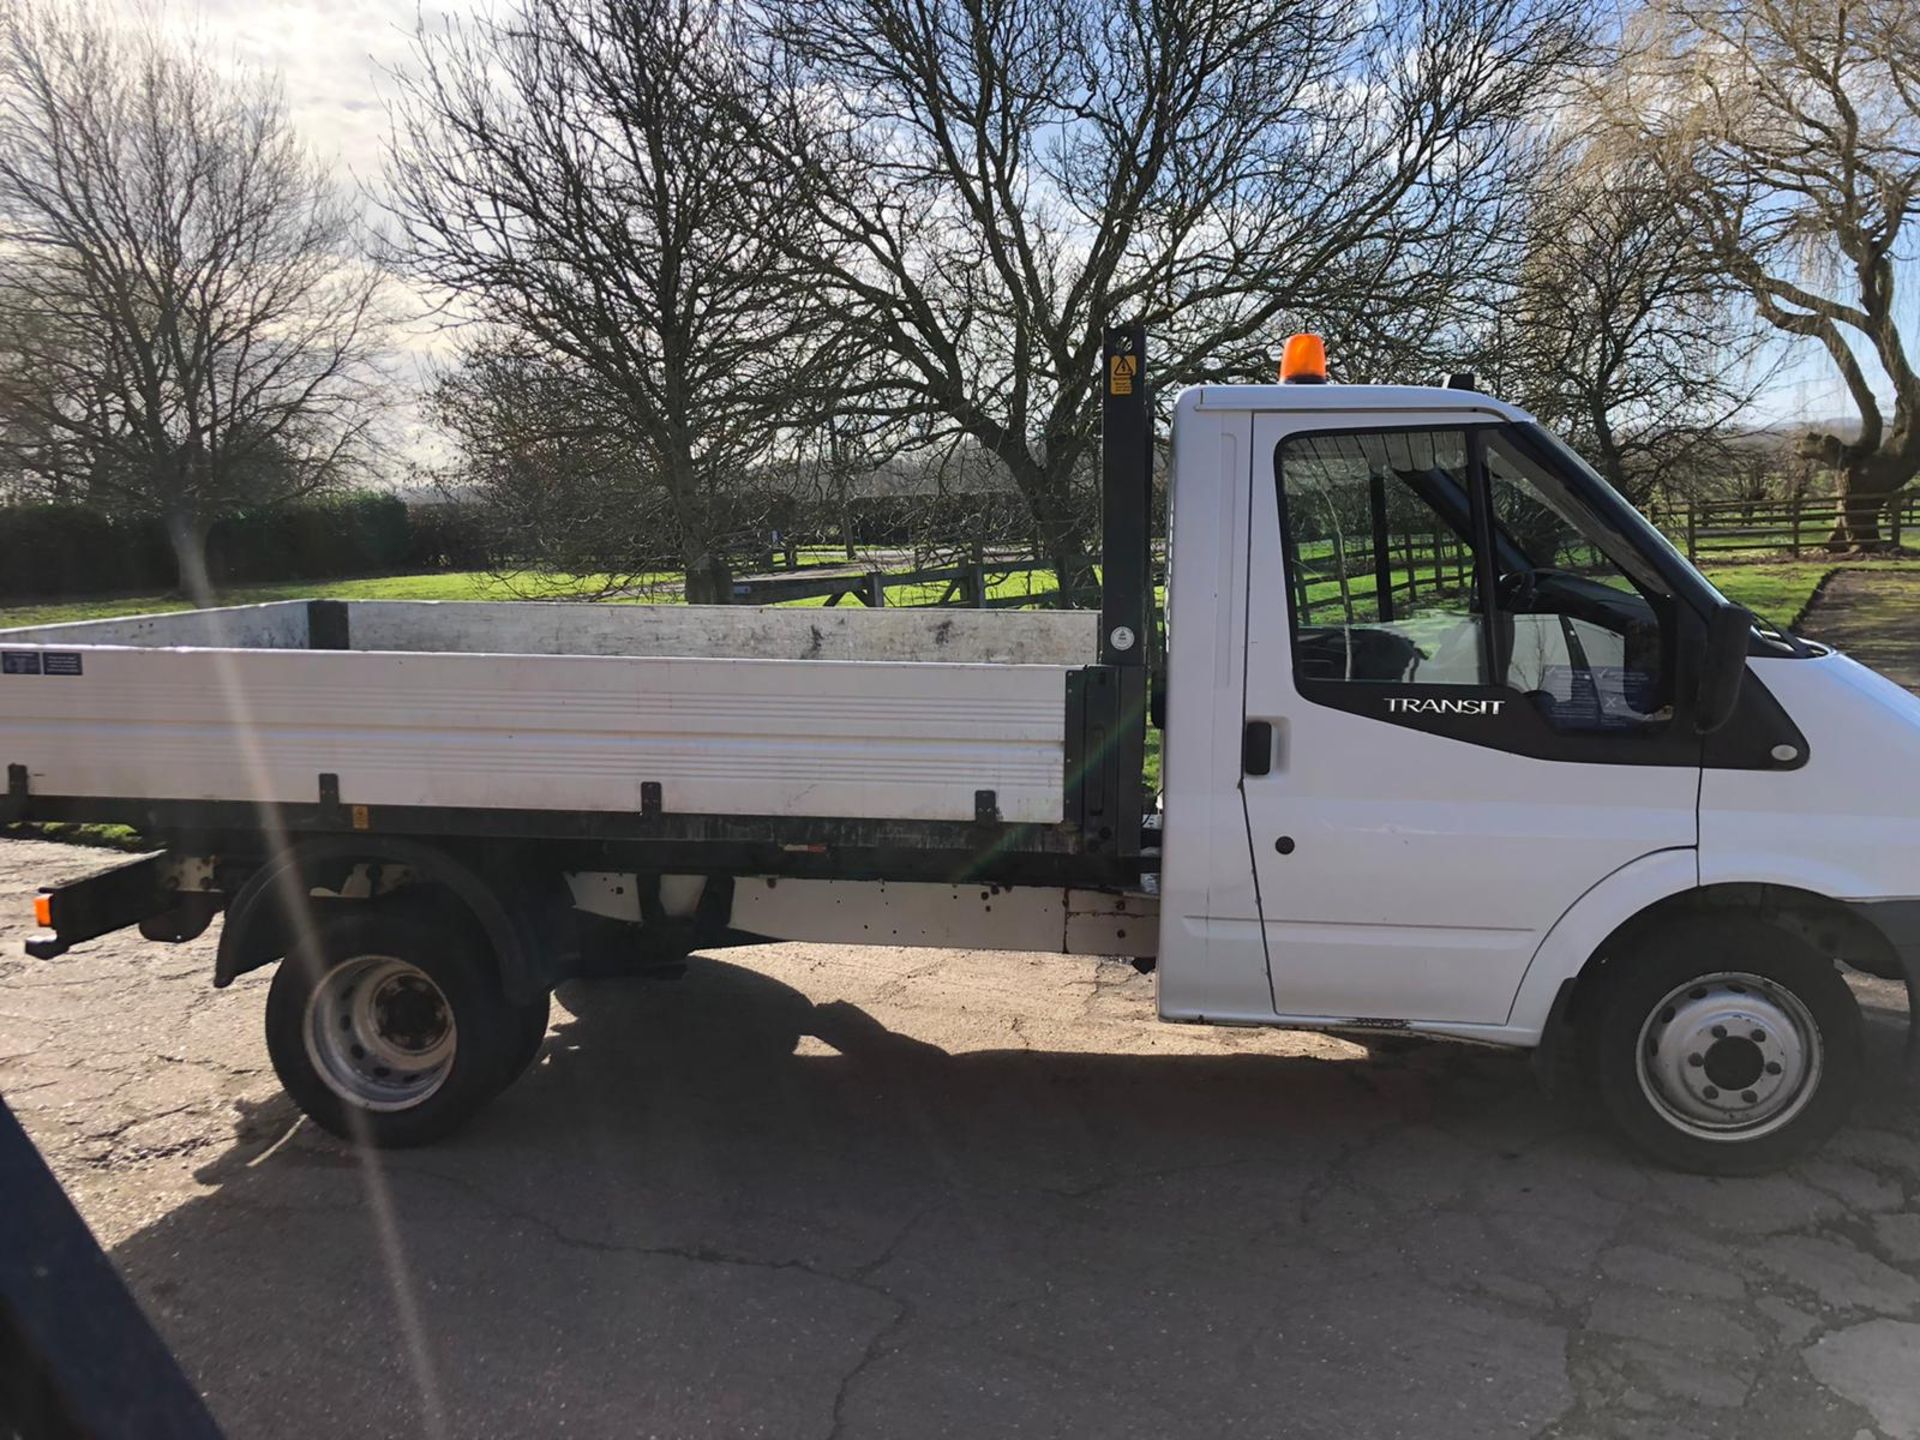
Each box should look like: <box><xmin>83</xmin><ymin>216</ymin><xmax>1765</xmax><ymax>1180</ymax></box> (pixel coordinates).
<box><xmin>1695</xmin><ymin>601</ymin><xmax>1753</xmax><ymax>735</ymax></box>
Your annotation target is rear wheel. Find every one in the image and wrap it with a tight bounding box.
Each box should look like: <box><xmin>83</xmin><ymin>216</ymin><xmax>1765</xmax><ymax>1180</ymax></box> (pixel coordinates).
<box><xmin>496</xmin><ymin>993</ymin><xmax>552</xmax><ymax>1091</ymax></box>
<box><xmin>266</xmin><ymin>911</ymin><xmax>520</xmax><ymax>1148</ymax></box>
<box><xmin>1590</xmin><ymin>915</ymin><xmax>1863</xmax><ymax>1175</ymax></box>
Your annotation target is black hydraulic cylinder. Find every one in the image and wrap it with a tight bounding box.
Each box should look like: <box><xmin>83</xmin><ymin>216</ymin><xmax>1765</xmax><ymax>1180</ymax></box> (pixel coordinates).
<box><xmin>1069</xmin><ymin>325</ymin><xmax>1153</xmax><ymax>859</ymax></box>
<box><xmin>1100</xmin><ymin>325</ymin><xmax>1151</xmax><ymax>668</ymax></box>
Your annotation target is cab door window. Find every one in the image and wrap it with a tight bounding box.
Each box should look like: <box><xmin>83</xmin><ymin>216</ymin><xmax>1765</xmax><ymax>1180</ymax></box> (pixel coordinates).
<box><xmin>1277</xmin><ymin>424</ymin><xmax>1682</xmax><ymax>746</ymax></box>
<box><xmin>1279</xmin><ymin>428</ymin><xmax>1487</xmax><ymax>686</ymax></box>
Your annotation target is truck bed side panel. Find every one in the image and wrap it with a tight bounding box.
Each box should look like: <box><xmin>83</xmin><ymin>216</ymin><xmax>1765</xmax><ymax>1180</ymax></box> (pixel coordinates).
<box><xmin>0</xmin><ymin>648</ymin><xmax>1071</xmax><ymax>824</ymax></box>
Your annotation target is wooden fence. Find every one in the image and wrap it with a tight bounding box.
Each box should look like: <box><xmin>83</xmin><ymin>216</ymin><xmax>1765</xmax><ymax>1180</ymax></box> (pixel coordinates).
<box><xmin>729</xmin><ymin>545</ymin><xmax>1165</xmax><ymax>609</ymax></box>
<box><xmin>1292</xmin><ymin>528</ymin><xmax>1476</xmax><ymax>625</ymax></box>
<box><xmin>733</xmin><ymin>556</ymin><xmax>1040</xmax><ymax>608</ymax></box>
<box><xmin>1649</xmin><ymin>493</ymin><xmax>1920</xmax><ymax>560</ymax></box>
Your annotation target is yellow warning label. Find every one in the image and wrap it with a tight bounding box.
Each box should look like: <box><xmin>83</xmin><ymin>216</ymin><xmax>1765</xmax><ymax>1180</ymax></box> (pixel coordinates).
<box><xmin>351</xmin><ymin>804</ymin><xmax>370</xmax><ymax>831</ymax></box>
<box><xmin>1109</xmin><ymin>354</ymin><xmax>1137</xmax><ymax>396</ymax></box>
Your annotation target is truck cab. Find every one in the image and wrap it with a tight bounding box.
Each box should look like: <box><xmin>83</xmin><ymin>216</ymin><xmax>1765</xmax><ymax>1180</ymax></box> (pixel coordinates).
<box><xmin>1156</xmin><ymin>369</ymin><xmax>1910</xmax><ymax>1172</ymax></box>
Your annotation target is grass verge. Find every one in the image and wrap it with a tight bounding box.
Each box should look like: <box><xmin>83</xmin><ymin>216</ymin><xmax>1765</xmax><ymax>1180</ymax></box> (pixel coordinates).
<box><xmin>4</xmin><ymin>821</ymin><xmax>148</xmax><ymax>851</ymax></box>
<box><xmin>1696</xmin><ymin>558</ymin><xmax>1913</xmax><ymax>631</ymax></box>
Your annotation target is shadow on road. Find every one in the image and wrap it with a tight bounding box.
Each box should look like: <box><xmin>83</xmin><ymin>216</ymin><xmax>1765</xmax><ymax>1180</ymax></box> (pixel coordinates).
<box><xmin>106</xmin><ymin>955</ymin><xmax>1920</xmax><ymax>1440</ymax></box>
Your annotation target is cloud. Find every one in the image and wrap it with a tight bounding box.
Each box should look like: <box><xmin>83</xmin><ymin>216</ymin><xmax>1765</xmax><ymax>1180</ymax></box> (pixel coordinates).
<box><xmin>95</xmin><ymin>2</ymin><xmax>489</xmax><ymax>468</ymax></box>
<box><xmin>121</xmin><ymin>0</ymin><xmax>483</xmax><ymax>191</ymax></box>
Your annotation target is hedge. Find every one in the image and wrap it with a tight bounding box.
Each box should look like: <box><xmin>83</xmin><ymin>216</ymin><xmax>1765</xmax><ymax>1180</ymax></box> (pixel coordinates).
<box><xmin>204</xmin><ymin>493</ymin><xmax>411</xmax><ymax>583</ymax></box>
<box><xmin>0</xmin><ymin>494</ymin><xmax>490</xmax><ymax>600</ymax></box>
<box><xmin>402</xmin><ymin>501</ymin><xmax>495</xmax><ymax>571</ymax></box>
<box><xmin>0</xmin><ymin>505</ymin><xmax>172</xmax><ymax>598</ymax></box>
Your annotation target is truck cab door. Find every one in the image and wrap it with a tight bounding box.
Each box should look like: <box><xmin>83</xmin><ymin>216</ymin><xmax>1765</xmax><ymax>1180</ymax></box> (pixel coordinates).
<box><xmin>1240</xmin><ymin>417</ymin><xmax>1701</xmax><ymax>1026</ymax></box>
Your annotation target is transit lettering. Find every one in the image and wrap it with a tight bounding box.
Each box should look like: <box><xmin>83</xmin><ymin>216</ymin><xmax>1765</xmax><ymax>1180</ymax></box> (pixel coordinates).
<box><xmin>1384</xmin><ymin>697</ymin><xmax>1506</xmax><ymax>717</ymax></box>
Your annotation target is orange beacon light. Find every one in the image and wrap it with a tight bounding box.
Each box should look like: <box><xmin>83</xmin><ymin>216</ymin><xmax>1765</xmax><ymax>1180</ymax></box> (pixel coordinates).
<box><xmin>1279</xmin><ymin>333</ymin><xmax>1328</xmax><ymax>384</ymax></box>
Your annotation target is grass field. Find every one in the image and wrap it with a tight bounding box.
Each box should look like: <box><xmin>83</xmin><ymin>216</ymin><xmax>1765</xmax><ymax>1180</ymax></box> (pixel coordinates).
<box><xmin>1694</xmin><ymin>562</ymin><xmax>1831</xmax><ymax>621</ymax></box>
<box><xmin>0</xmin><ymin>571</ymin><xmax>655</xmax><ymax>628</ymax></box>
<box><xmin>1700</xmin><ymin>559</ymin><xmax>1918</xmax><ymax>626</ymax></box>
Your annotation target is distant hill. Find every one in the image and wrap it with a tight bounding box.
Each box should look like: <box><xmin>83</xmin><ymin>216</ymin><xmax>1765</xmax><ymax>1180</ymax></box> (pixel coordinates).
<box><xmin>1739</xmin><ymin>416</ymin><xmax>1863</xmax><ymax>443</ymax></box>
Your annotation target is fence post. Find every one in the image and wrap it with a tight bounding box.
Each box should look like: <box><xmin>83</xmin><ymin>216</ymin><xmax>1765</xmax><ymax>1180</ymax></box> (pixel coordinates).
<box><xmin>866</xmin><ymin>571</ymin><xmax>886</xmax><ymax>607</ymax></box>
<box><xmin>1791</xmin><ymin>495</ymin><xmax>1802</xmax><ymax>557</ymax></box>
<box><xmin>1685</xmin><ymin>504</ymin><xmax>1697</xmax><ymax>563</ymax></box>
<box><xmin>1892</xmin><ymin>496</ymin><xmax>1904</xmax><ymax>551</ymax></box>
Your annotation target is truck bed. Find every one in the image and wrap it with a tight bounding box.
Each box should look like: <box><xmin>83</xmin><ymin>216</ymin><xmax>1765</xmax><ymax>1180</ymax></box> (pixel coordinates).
<box><xmin>1</xmin><ymin>600</ymin><xmax>1098</xmax><ymax>827</ymax></box>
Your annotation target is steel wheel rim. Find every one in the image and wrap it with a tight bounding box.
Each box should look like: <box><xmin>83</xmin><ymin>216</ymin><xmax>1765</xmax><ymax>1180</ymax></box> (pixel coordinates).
<box><xmin>303</xmin><ymin>955</ymin><xmax>457</xmax><ymax>1112</ymax></box>
<box><xmin>1635</xmin><ymin>970</ymin><xmax>1822</xmax><ymax>1142</ymax></box>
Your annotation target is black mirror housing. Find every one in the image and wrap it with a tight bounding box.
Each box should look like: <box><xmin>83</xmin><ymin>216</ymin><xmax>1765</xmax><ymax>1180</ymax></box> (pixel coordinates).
<box><xmin>1695</xmin><ymin>601</ymin><xmax>1753</xmax><ymax>735</ymax></box>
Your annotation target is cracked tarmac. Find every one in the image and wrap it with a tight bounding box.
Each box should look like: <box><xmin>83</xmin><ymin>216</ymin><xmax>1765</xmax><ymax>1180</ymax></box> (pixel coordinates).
<box><xmin>5</xmin><ymin>834</ymin><xmax>1920</xmax><ymax>1439</ymax></box>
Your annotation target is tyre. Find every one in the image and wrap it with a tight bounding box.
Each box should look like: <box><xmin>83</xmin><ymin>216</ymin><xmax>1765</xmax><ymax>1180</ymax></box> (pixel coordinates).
<box><xmin>495</xmin><ymin>993</ymin><xmax>553</xmax><ymax>1091</ymax></box>
<box><xmin>1591</xmin><ymin>914</ymin><xmax>1864</xmax><ymax>1175</ymax></box>
<box><xmin>265</xmin><ymin>910</ymin><xmax>520</xmax><ymax>1148</ymax></box>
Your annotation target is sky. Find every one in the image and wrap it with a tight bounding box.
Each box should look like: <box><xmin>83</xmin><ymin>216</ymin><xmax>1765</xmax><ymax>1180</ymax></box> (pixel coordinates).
<box><xmin>123</xmin><ymin>0</ymin><xmax>481</xmax><ymax>469</ymax></box>
<box><xmin>152</xmin><ymin>0</ymin><xmax>448</xmax><ymax>193</ymax></box>
<box><xmin>129</xmin><ymin>0</ymin><xmax>1877</xmax><ymax>440</ymax></box>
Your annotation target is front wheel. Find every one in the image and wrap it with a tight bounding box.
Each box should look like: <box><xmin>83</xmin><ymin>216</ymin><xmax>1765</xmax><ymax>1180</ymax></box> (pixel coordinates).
<box><xmin>265</xmin><ymin>911</ymin><xmax>521</xmax><ymax>1148</ymax></box>
<box><xmin>1590</xmin><ymin>915</ymin><xmax>1864</xmax><ymax>1175</ymax></box>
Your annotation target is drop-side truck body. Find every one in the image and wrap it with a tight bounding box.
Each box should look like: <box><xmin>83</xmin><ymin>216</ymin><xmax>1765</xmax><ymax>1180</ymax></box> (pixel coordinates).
<box><xmin>8</xmin><ymin>329</ymin><xmax>1917</xmax><ymax>1172</ymax></box>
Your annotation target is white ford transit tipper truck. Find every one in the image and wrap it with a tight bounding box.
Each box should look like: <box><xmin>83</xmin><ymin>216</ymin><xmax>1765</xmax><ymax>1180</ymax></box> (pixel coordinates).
<box><xmin>7</xmin><ymin>329</ymin><xmax>1912</xmax><ymax>1174</ymax></box>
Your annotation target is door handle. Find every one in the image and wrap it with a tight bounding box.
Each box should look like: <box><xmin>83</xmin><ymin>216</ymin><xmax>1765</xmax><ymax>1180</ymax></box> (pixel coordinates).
<box><xmin>1243</xmin><ymin>720</ymin><xmax>1273</xmax><ymax>776</ymax></box>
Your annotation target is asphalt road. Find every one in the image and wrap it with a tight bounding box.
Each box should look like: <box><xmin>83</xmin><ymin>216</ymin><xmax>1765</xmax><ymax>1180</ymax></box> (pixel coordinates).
<box><xmin>4</xmin><ymin>833</ymin><xmax>1920</xmax><ymax>1440</ymax></box>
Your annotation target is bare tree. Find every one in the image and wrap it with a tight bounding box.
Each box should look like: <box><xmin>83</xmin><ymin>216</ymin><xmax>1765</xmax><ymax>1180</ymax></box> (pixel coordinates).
<box><xmin>0</xmin><ymin>3</ymin><xmax>387</xmax><ymax>595</ymax></box>
<box><xmin>0</xmin><ymin>293</ymin><xmax>93</xmax><ymax>501</ymax></box>
<box><xmin>387</xmin><ymin>0</ymin><xmax>830</xmax><ymax>603</ymax></box>
<box><xmin>427</xmin><ymin>338</ymin><xmax>664</xmax><ymax>595</ymax></box>
<box><xmin>1501</xmin><ymin>141</ymin><xmax>1772</xmax><ymax>506</ymax></box>
<box><xmin>428</xmin><ymin>334</ymin><xmax>791</xmax><ymax>597</ymax></box>
<box><xmin>1612</xmin><ymin>0</ymin><xmax>1920</xmax><ymax>548</ymax></box>
<box><xmin>750</xmin><ymin>0</ymin><xmax>1591</xmax><ymax>597</ymax></box>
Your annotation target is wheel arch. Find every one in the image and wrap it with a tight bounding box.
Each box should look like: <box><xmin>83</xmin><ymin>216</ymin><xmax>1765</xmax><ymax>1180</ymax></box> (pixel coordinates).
<box><xmin>1516</xmin><ymin>855</ymin><xmax>1909</xmax><ymax>1056</ymax></box>
<box><xmin>1558</xmin><ymin>883</ymin><xmax>1903</xmax><ymax>1030</ymax></box>
<box><xmin>214</xmin><ymin>837</ymin><xmax>570</xmax><ymax>1005</ymax></box>
<box><xmin>1506</xmin><ymin>848</ymin><xmax>1699</xmax><ymax>1040</ymax></box>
